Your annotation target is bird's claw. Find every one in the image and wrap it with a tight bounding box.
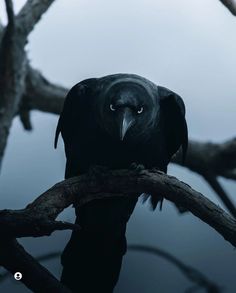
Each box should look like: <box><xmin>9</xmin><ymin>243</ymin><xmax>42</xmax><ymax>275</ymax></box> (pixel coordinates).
<box><xmin>130</xmin><ymin>162</ymin><xmax>145</xmax><ymax>172</ymax></box>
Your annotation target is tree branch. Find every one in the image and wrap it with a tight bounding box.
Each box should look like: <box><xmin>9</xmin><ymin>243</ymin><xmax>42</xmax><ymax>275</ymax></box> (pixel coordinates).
<box><xmin>128</xmin><ymin>244</ymin><xmax>221</xmax><ymax>293</ymax></box>
<box><xmin>204</xmin><ymin>174</ymin><xmax>236</xmax><ymax>218</ymax></box>
<box><xmin>0</xmin><ymin>238</ymin><xmax>71</xmax><ymax>292</ymax></box>
<box><xmin>4</xmin><ymin>0</ymin><xmax>14</xmax><ymax>26</ymax></box>
<box><xmin>0</xmin><ymin>169</ymin><xmax>236</xmax><ymax>246</ymax></box>
<box><xmin>0</xmin><ymin>0</ymin><xmax>26</xmax><ymax>167</ymax></box>
<box><xmin>219</xmin><ymin>0</ymin><xmax>236</xmax><ymax>16</ymax></box>
<box><xmin>24</xmin><ymin>66</ymin><xmax>67</xmax><ymax>115</ymax></box>
<box><xmin>0</xmin><ymin>245</ymin><xmax>222</xmax><ymax>292</ymax></box>
<box><xmin>0</xmin><ymin>1</ymin><xmax>55</xmax><ymax>168</ymax></box>
<box><xmin>16</xmin><ymin>0</ymin><xmax>55</xmax><ymax>40</ymax></box>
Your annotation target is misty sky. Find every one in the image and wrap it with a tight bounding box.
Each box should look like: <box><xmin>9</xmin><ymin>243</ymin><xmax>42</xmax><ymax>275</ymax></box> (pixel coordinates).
<box><xmin>0</xmin><ymin>0</ymin><xmax>236</xmax><ymax>292</ymax></box>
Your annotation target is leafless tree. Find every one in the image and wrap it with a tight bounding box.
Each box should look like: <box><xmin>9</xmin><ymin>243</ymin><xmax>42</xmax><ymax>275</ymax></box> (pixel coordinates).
<box><xmin>0</xmin><ymin>0</ymin><xmax>235</xmax><ymax>292</ymax></box>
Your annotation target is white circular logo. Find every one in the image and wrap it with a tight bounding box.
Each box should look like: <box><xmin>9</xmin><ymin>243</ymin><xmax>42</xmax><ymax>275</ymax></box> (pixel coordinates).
<box><xmin>14</xmin><ymin>272</ymin><xmax>22</xmax><ymax>280</ymax></box>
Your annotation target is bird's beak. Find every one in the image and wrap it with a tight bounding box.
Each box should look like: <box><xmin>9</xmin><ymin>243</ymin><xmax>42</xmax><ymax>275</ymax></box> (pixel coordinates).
<box><xmin>119</xmin><ymin>108</ymin><xmax>135</xmax><ymax>141</ymax></box>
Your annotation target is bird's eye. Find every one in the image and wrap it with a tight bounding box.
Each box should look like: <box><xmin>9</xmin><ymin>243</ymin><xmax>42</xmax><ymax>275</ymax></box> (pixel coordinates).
<box><xmin>110</xmin><ymin>104</ymin><xmax>116</xmax><ymax>111</ymax></box>
<box><xmin>137</xmin><ymin>107</ymin><xmax>143</xmax><ymax>114</ymax></box>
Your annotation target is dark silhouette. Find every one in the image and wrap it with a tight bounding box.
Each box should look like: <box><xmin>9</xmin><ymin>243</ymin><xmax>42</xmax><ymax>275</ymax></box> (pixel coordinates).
<box><xmin>54</xmin><ymin>73</ymin><xmax>188</xmax><ymax>292</ymax></box>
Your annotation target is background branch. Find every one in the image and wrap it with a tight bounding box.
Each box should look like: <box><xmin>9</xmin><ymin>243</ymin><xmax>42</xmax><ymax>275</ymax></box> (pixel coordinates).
<box><xmin>219</xmin><ymin>0</ymin><xmax>236</xmax><ymax>16</ymax></box>
<box><xmin>16</xmin><ymin>0</ymin><xmax>55</xmax><ymax>40</ymax></box>
<box><xmin>0</xmin><ymin>1</ymin><xmax>55</xmax><ymax>168</ymax></box>
<box><xmin>0</xmin><ymin>245</ymin><xmax>222</xmax><ymax>293</ymax></box>
<box><xmin>128</xmin><ymin>244</ymin><xmax>221</xmax><ymax>293</ymax></box>
<box><xmin>4</xmin><ymin>0</ymin><xmax>14</xmax><ymax>26</ymax></box>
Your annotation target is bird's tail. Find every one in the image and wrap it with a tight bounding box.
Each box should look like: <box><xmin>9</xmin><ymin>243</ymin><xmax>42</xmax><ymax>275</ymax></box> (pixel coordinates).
<box><xmin>61</xmin><ymin>196</ymin><xmax>137</xmax><ymax>293</ymax></box>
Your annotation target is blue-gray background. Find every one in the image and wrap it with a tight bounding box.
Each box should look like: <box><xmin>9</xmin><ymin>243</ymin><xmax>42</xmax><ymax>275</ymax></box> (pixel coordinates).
<box><xmin>0</xmin><ymin>0</ymin><xmax>236</xmax><ymax>292</ymax></box>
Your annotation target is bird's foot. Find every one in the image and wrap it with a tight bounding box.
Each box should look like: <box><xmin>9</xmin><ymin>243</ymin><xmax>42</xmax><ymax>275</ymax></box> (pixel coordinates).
<box><xmin>150</xmin><ymin>167</ymin><xmax>165</xmax><ymax>175</ymax></box>
<box><xmin>130</xmin><ymin>162</ymin><xmax>145</xmax><ymax>172</ymax></box>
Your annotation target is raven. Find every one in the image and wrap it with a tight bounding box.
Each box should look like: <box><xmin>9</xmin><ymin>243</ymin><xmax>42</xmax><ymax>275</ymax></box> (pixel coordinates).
<box><xmin>55</xmin><ymin>73</ymin><xmax>188</xmax><ymax>293</ymax></box>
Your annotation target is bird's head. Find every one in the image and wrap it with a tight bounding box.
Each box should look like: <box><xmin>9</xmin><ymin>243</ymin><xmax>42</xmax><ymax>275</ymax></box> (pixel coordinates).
<box><xmin>99</xmin><ymin>80</ymin><xmax>159</xmax><ymax>142</ymax></box>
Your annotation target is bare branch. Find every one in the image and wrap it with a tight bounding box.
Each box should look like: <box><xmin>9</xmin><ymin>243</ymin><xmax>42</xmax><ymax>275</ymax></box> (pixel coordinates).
<box><xmin>24</xmin><ymin>66</ymin><xmax>67</xmax><ymax>115</ymax></box>
<box><xmin>16</xmin><ymin>0</ymin><xmax>55</xmax><ymax>39</ymax></box>
<box><xmin>0</xmin><ymin>1</ymin><xmax>27</xmax><ymax>166</ymax></box>
<box><xmin>4</xmin><ymin>0</ymin><xmax>15</xmax><ymax>26</ymax></box>
<box><xmin>173</xmin><ymin>138</ymin><xmax>236</xmax><ymax>180</ymax></box>
<box><xmin>0</xmin><ymin>208</ymin><xmax>80</xmax><ymax>238</ymax></box>
<box><xmin>128</xmin><ymin>244</ymin><xmax>221</xmax><ymax>292</ymax></box>
<box><xmin>0</xmin><ymin>251</ymin><xmax>62</xmax><ymax>282</ymax></box>
<box><xmin>0</xmin><ymin>238</ymin><xmax>71</xmax><ymax>292</ymax></box>
<box><xmin>173</xmin><ymin>139</ymin><xmax>236</xmax><ymax>216</ymax></box>
<box><xmin>219</xmin><ymin>0</ymin><xmax>236</xmax><ymax>16</ymax></box>
<box><xmin>204</xmin><ymin>174</ymin><xmax>236</xmax><ymax>218</ymax></box>
<box><xmin>0</xmin><ymin>1</ymin><xmax>55</xmax><ymax>167</ymax></box>
<box><xmin>0</xmin><ymin>169</ymin><xmax>236</xmax><ymax>246</ymax></box>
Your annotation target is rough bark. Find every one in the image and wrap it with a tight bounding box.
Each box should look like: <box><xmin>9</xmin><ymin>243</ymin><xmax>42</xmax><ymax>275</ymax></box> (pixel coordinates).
<box><xmin>1</xmin><ymin>169</ymin><xmax>236</xmax><ymax>246</ymax></box>
<box><xmin>0</xmin><ymin>0</ymin><xmax>55</xmax><ymax>167</ymax></box>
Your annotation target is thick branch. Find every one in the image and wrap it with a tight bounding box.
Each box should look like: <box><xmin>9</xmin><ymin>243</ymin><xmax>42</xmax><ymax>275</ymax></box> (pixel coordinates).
<box><xmin>0</xmin><ymin>238</ymin><xmax>70</xmax><ymax>292</ymax></box>
<box><xmin>1</xmin><ymin>169</ymin><xmax>236</xmax><ymax>247</ymax></box>
<box><xmin>0</xmin><ymin>1</ymin><xmax>55</xmax><ymax>168</ymax></box>
<box><xmin>0</xmin><ymin>0</ymin><xmax>26</xmax><ymax>166</ymax></box>
<box><xmin>219</xmin><ymin>0</ymin><xmax>236</xmax><ymax>16</ymax></box>
<box><xmin>174</xmin><ymin>138</ymin><xmax>236</xmax><ymax>180</ymax></box>
<box><xmin>16</xmin><ymin>0</ymin><xmax>55</xmax><ymax>40</ymax></box>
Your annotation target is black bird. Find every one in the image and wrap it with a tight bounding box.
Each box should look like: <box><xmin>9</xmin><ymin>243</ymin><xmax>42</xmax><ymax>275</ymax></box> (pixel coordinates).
<box><xmin>55</xmin><ymin>73</ymin><xmax>188</xmax><ymax>293</ymax></box>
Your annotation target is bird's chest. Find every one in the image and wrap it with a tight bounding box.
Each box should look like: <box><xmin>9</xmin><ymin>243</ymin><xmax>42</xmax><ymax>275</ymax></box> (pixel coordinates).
<box><xmin>81</xmin><ymin>131</ymin><xmax>166</xmax><ymax>170</ymax></box>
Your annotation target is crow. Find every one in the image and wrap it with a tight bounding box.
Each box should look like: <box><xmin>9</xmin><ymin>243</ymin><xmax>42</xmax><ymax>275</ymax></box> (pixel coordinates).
<box><xmin>54</xmin><ymin>73</ymin><xmax>188</xmax><ymax>293</ymax></box>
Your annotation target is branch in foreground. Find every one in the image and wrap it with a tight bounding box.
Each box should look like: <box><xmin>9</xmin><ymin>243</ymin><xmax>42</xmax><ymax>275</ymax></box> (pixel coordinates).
<box><xmin>0</xmin><ymin>245</ymin><xmax>222</xmax><ymax>293</ymax></box>
<box><xmin>128</xmin><ymin>244</ymin><xmax>221</xmax><ymax>293</ymax></box>
<box><xmin>1</xmin><ymin>169</ymin><xmax>236</xmax><ymax>247</ymax></box>
<box><xmin>219</xmin><ymin>0</ymin><xmax>236</xmax><ymax>16</ymax></box>
<box><xmin>0</xmin><ymin>238</ymin><xmax>70</xmax><ymax>292</ymax></box>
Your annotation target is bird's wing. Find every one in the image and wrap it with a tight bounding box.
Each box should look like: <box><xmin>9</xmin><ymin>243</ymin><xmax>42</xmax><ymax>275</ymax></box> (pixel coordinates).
<box><xmin>54</xmin><ymin>78</ymin><xmax>97</xmax><ymax>149</ymax></box>
<box><xmin>54</xmin><ymin>78</ymin><xmax>98</xmax><ymax>178</ymax></box>
<box><xmin>158</xmin><ymin>86</ymin><xmax>188</xmax><ymax>163</ymax></box>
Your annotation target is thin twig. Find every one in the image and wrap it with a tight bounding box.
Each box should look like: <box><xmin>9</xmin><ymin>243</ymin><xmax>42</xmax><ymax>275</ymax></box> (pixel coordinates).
<box><xmin>204</xmin><ymin>174</ymin><xmax>236</xmax><ymax>218</ymax></box>
<box><xmin>4</xmin><ymin>0</ymin><xmax>14</xmax><ymax>26</ymax></box>
<box><xmin>128</xmin><ymin>244</ymin><xmax>222</xmax><ymax>293</ymax></box>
